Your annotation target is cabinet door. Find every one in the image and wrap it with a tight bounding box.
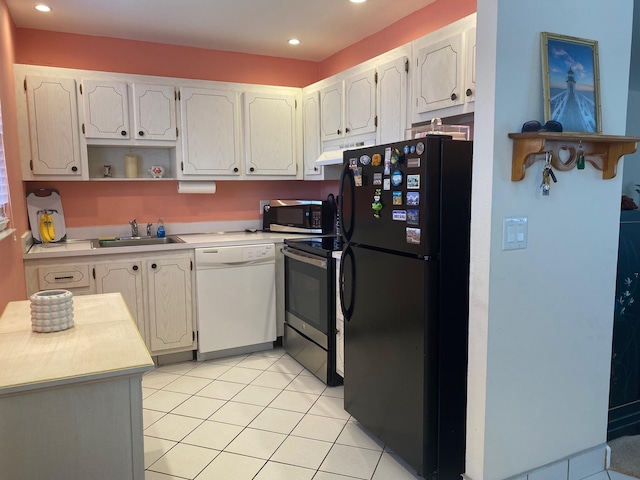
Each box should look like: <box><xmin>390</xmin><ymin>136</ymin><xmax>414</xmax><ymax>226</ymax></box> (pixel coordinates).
<box><xmin>94</xmin><ymin>262</ymin><xmax>146</xmax><ymax>341</ymax></box>
<box><xmin>146</xmin><ymin>255</ymin><xmax>194</xmax><ymax>353</ymax></box>
<box><xmin>25</xmin><ymin>76</ymin><xmax>82</xmax><ymax>176</ymax></box>
<box><xmin>415</xmin><ymin>32</ymin><xmax>464</xmax><ymax>113</ymax></box>
<box><xmin>81</xmin><ymin>80</ymin><xmax>130</xmax><ymax>139</ymax></box>
<box><xmin>243</xmin><ymin>91</ymin><xmax>298</xmax><ymax>176</ymax></box>
<box><xmin>465</xmin><ymin>27</ymin><xmax>476</xmax><ymax>104</ymax></box>
<box><xmin>303</xmin><ymin>91</ymin><xmax>322</xmax><ymax>178</ymax></box>
<box><xmin>320</xmin><ymin>82</ymin><xmax>343</xmax><ymax>142</ymax></box>
<box><xmin>132</xmin><ymin>84</ymin><xmax>177</xmax><ymax>141</ymax></box>
<box><xmin>376</xmin><ymin>57</ymin><xmax>408</xmax><ymax>145</ymax></box>
<box><xmin>344</xmin><ymin>68</ymin><xmax>376</xmax><ymax>137</ymax></box>
<box><xmin>179</xmin><ymin>87</ymin><xmax>241</xmax><ymax>176</ymax></box>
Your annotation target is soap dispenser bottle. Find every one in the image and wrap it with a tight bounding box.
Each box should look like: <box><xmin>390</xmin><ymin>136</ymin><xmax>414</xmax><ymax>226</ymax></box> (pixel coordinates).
<box><xmin>156</xmin><ymin>217</ymin><xmax>165</xmax><ymax>238</ymax></box>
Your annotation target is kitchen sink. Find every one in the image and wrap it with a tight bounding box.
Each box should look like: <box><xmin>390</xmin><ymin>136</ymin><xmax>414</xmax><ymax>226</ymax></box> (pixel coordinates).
<box><xmin>91</xmin><ymin>236</ymin><xmax>185</xmax><ymax>248</ymax></box>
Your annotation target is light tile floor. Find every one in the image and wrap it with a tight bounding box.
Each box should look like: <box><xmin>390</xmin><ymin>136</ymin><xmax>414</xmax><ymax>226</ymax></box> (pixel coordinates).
<box><xmin>143</xmin><ymin>347</ymin><xmax>425</xmax><ymax>480</ymax></box>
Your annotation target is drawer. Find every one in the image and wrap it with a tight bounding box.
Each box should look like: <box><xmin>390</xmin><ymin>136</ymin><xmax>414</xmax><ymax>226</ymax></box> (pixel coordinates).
<box><xmin>38</xmin><ymin>265</ymin><xmax>91</xmax><ymax>290</ymax></box>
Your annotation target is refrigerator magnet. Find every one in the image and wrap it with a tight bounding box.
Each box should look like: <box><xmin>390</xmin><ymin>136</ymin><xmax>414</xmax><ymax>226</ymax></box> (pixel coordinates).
<box><xmin>373</xmin><ymin>172</ymin><xmax>382</xmax><ymax>185</ymax></box>
<box><xmin>406</xmin><ymin>227</ymin><xmax>421</xmax><ymax>244</ymax></box>
<box><xmin>406</xmin><ymin>191</ymin><xmax>420</xmax><ymax>206</ymax></box>
<box><xmin>410</xmin><ymin>145</ymin><xmax>416</xmax><ymax>154</ymax></box>
<box><xmin>383</xmin><ymin>178</ymin><xmax>391</xmax><ymax>191</ymax></box>
<box><xmin>416</xmin><ymin>142</ymin><xmax>425</xmax><ymax>155</ymax></box>
<box><xmin>349</xmin><ymin>157</ymin><xmax>358</xmax><ymax>169</ymax></box>
<box><xmin>392</xmin><ymin>210</ymin><xmax>407</xmax><ymax>221</ymax></box>
<box><xmin>392</xmin><ymin>191</ymin><xmax>402</xmax><ymax>205</ymax></box>
<box><xmin>391</xmin><ymin>170</ymin><xmax>403</xmax><ymax>187</ymax></box>
<box><xmin>404</xmin><ymin>145</ymin><xmax>410</xmax><ymax>154</ymax></box>
<box><xmin>407</xmin><ymin>209</ymin><xmax>420</xmax><ymax>225</ymax></box>
<box><xmin>407</xmin><ymin>157</ymin><xmax>421</xmax><ymax>168</ymax></box>
<box><xmin>372</xmin><ymin>153</ymin><xmax>382</xmax><ymax>167</ymax></box>
<box><xmin>384</xmin><ymin>148</ymin><xmax>391</xmax><ymax>174</ymax></box>
<box><xmin>407</xmin><ymin>174</ymin><xmax>420</xmax><ymax>189</ymax></box>
<box><xmin>360</xmin><ymin>155</ymin><xmax>371</xmax><ymax>166</ymax></box>
<box><xmin>353</xmin><ymin>167</ymin><xmax>363</xmax><ymax>186</ymax></box>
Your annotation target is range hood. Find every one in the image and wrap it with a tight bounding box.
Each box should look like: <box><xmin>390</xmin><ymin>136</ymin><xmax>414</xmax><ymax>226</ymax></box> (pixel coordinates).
<box><xmin>315</xmin><ymin>148</ymin><xmax>347</xmax><ymax>167</ymax></box>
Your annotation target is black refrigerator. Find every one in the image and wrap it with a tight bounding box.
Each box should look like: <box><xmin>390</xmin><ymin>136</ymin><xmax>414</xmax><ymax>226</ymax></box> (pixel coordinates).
<box><xmin>339</xmin><ymin>136</ymin><xmax>472</xmax><ymax>480</ymax></box>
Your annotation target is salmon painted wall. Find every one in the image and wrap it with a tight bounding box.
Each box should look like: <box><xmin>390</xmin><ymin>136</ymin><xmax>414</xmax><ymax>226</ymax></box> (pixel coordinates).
<box><xmin>319</xmin><ymin>0</ymin><xmax>477</xmax><ymax>78</ymax></box>
<box><xmin>0</xmin><ymin>0</ymin><xmax>28</xmax><ymax>310</ymax></box>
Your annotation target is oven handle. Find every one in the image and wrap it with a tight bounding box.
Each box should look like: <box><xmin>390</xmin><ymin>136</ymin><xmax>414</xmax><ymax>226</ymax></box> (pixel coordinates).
<box><xmin>281</xmin><ymin>246</ymin><xmax>327</xmax><ymax>269</ymax></box>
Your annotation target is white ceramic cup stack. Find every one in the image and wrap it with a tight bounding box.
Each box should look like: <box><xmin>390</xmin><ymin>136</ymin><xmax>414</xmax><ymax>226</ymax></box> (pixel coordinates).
<box><xmin>30</xmin><ymin>289</ymin><xmax>74</xmax><ymax>333</ymax></box>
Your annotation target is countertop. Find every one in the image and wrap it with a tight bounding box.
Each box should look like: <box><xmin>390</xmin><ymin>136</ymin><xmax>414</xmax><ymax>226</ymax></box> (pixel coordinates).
<box><xmin>24</xmin><ymin>231</ymin><xmax>314</xmax><ymax>260</ymax></box>
<box><xmin>0</xmin><ymin>293</ymin><xmax>155</xmax><ymax>395</ymax></box>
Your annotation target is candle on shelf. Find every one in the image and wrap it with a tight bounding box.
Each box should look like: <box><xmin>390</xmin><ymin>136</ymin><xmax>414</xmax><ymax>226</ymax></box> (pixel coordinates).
<box><xmin>125</xmin><ymin>154</ymin><xmax>138</xmax><ymax>178</ymax></box>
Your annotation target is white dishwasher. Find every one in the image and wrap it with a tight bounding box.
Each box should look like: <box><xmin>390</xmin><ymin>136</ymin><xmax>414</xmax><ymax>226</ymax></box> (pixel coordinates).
<box><xmin>195</xmin><ymin>243</ymin><xmax>276</xmax><ymax>359</ymax></box>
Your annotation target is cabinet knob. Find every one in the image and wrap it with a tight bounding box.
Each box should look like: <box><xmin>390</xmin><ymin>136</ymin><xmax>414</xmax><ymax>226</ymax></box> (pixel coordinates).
<box><xmin>466</xmin><ymin>88</ymin><xmax>473</xmax><ymax>97</ymax></box>
<box><xmin>337</xmin><ymin>129</ymin><xmax>342</xmax><ymax>135</ymax></box>
<box><xmin>314</xmin><ymin>166</ymin><xmax>318</xmax><ymax>172</ymax></box>
<box><xmin>151</xmin><ymin>263</ymin><xmax>157</xmax><ymax>269</ymax></box>
<box><xmin>138</xmin><ymin>131</ymin><xmax>144</xmax><ymax>136</ymax></box>
<box><xmin>450</xmin><ymin>93</ymin><xmax>457</xmax><ymax>101</ymax></box>
<box><xmin>233</xmin><ymin>167</ymin><xmax>239</xmax><ymax>173</ymax></box>
<box><xmin>345</xmin><ymin>127</ymin><xmax>350</xmax><ymax>134</ymax></box>
<box><xmin>249</xmin><ymin>167</ymin><xmax>255</xmax><ymax>172</ymax></box>
<box><xmin>121</xmin><ymin>130</ymin><xmax>127</xmax><ymax>136</ymax></box>
<box><xmin>132</xmin><ymin>265</ymin><xmax>139</xmax><ymax>271</ymax></box>
<box><xmin>71</xmin><ymin>166</ymin><xmax>78</xmax><ymax>172</ymax></box>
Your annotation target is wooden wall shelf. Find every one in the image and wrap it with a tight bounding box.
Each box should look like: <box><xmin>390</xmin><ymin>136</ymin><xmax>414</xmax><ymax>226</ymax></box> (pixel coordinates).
<box><xmin>508</xmin><ymin>132</ymin><xmax>640</xmax><ymax>181</ymax></box>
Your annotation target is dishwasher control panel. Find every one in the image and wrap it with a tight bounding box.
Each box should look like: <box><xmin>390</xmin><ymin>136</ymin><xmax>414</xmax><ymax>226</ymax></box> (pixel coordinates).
<box><xmin>195</xmin><ymin>243</ymin><xmax>275</xmax><ymax>266</ymax></box>
<box><xmin>242</xmin><ymin>244</ymin><xmax>274</xmax><ymax>261</ymax></box>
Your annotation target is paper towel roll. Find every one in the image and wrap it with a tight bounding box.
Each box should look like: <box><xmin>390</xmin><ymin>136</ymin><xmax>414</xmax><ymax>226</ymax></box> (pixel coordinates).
<box><xmin>177</xmin><ymin>181</ymin><xmax>217</xmax><ymax>194</ymax></box>
<box><xmin>125</xmin><ymin>154</ymin><xmax>138</xmax><ymax>178</ymax></box>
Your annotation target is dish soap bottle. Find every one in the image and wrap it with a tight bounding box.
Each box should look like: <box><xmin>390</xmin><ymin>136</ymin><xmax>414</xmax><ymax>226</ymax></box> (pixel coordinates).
<box><xmin>156</xmin><ymin>217</ymin><xmax>165</xmax><ymax>238</ymax></box>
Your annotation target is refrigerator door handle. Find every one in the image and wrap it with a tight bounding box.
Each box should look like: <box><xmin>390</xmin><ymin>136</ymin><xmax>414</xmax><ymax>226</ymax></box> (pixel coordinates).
<box><xmin>338</xmin><ymin>161</ymin><xmax>355</xmax><ymax>243</ymax></box>
<box><xmin>339</xmin><ymin>245</ymin><xmax>355</xmax><ymax>321</ymax></box>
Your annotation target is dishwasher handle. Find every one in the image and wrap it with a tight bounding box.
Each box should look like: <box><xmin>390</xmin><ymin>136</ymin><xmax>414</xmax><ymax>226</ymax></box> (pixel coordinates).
<box><xmin>281</xmin><ymin>246</ymin><xmax>327</xmax><ymax>269</ymax></box>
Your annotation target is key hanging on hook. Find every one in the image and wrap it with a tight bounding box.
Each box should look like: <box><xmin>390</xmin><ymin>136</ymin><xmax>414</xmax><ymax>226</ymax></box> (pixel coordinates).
<box><xmin>540</xmin><ymin>151</ymin><xmax>557</xmax><ymax>196</ymax></box>
<box><xmin>577</xmin><ymin>140</ymin><xmax>585</xmax><ymax>170</ymax></box>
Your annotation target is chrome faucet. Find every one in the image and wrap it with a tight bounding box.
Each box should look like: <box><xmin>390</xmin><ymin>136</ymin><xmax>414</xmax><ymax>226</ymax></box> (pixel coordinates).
<box><xmin>129</xmin><ymin>218</ymin><xmax>138</xmax><ymax>237</ymax></box>
<box><xmin>146</xmin><ymin>223</ymin><xmax>153</xmax><ymax>237</ymax></box>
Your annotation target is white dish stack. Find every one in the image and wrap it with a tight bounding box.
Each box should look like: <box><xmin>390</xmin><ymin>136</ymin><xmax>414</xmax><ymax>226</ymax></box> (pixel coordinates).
<box><xmin>30</xmin><ymin>289</ymin><xmax>74</xmax><ymax>333</ymax></box>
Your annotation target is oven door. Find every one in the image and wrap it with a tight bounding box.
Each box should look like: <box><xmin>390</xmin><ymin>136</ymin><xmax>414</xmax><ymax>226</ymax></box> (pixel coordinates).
<box><xmin>282</xmin><ymin>246</ymin><xmax>329</xmax><ymax>349</ymax></box>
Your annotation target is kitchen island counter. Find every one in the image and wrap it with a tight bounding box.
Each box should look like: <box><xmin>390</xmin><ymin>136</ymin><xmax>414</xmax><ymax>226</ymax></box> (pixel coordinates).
<box><xmin>0</xmin><ymin>293</ymin><xmax>154</xmax><ymax>480</ymax></box>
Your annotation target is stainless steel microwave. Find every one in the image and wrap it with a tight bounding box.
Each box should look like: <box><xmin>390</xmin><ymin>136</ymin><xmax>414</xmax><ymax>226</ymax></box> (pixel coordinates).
<box><xmin>263</xmin><ymin>200</ymin><xmax>335</xmax><ymax>234</ymax></box>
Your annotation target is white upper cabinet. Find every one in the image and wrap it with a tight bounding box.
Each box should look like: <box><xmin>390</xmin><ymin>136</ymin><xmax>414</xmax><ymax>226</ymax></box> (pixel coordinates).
<box><xmin>302</xmin><ymin>90</ymin><xmax>322</xmax><ymax>178</ymax></box>
<box><xmin>376</xmin><ymin>56</ymin><xmax>408</xmax><ymax>145</ymax></box>
<box><xmin>344</xmin><ymin>68</ymin><xmax>377</xmax><ymax>138</ymax></box>
<box><xmin>465</xmin><ymin>26</ymin><xmax>477</xmax><ymax>104</ymax></box>
<box><xmin>81</xmin><ymin>80</ymin><xmax>130</xmax><ymax>139</ymax></box>
<box><xmin>320</xmin><ymin>68</ymin><xmax>376</xmax><ymax>143</ymax></box>
<box><xmin>81</xmin><ymin>80</ymin><xmax>176</xmax><ymax>142</ymax></box>
<box><xmin>178</xmin><ymin>86</ymin><xmax>242</xmax><ymax>177</ymax></box>
<box><xmin>411</xmin><ymin>13</ymin><xmax>477</xmax><ymax>123</ymax></box>
<box><xmin>132</xmin><ymin>84</ymin><xmax>177</xmax><ymax>141</ymax></box>
<box><xmin>414</xmin><ymin>32</ymin><xmax>464</xmax><ymax>114</ymax></box>
<box><xmin>25</xmin><ymin>75</ymin><xmax>83</xmax><ymax>177</ymax></box>
<box><xmin>243</xmin><ymin>91</ymin><xmax>299</xmax><ymax>176</ymax></box>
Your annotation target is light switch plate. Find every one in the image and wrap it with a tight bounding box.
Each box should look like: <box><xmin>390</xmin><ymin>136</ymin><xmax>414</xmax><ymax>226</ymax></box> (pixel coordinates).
<box><xmin>502</xmin><ymin>217</ymin><xmax>528</xmax><ymax>250</ymax></box>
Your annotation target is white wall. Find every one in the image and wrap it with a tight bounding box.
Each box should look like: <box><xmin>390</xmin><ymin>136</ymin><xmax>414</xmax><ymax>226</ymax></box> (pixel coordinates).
<box><xmin>467</xmin><ymin>1</ymin><xmax>634</xmax><ymax>479</ymax></box>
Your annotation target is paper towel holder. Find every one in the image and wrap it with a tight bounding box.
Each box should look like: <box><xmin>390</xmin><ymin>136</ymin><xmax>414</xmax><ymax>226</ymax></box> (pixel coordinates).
<box><xmin>177</xmin><ymin>181</ymin><xmax>217</xmax><ymax>194</ymax></box>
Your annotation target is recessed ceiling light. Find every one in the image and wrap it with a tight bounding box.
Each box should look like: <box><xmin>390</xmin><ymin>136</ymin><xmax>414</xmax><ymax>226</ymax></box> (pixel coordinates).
<box><xmin>288</xmin><ymin>39</ymin><xmax>300</xmax><ymax>46</ymax></box>
<box><xmin>350</xmin><ymin>0</ymin><xmax>367</xmax><ymax>3</ymax></box>
<box><xmin>35</xmin><ymin>4</ymin><xmax>51</xmax><ymax>12</ymax></box>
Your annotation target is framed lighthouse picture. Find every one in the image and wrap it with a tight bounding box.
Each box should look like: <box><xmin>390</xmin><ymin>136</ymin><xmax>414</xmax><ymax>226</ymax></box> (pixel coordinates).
<box><xmin>541</xmin><ymin>32</ymin><xmax>601</xmax><ymax>133</ymax></box>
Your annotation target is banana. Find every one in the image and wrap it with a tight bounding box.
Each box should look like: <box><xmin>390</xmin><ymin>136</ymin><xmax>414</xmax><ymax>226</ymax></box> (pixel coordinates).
<box><xmin>39</xmin><ymin>212</ymin><xmax>55</xmax><ymax>243</ymax></box>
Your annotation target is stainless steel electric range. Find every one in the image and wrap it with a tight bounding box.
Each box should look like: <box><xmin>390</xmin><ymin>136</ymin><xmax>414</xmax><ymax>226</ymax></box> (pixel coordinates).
<box><xmin>281</xmin><ymin>236</ymin><xmax>343</xmax><ymax>386</ymax></box>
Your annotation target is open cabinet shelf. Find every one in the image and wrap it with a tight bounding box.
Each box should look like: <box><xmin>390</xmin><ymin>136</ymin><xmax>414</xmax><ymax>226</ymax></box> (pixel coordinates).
<box><xmin>508</xmin><ymin>132</ymin><xmax>640</xmax><ymax>181</ymax></box>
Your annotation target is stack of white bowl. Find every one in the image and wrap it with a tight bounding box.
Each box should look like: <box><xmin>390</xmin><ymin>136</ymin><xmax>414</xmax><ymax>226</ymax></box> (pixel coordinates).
<box><xmin>30</xmin><ymin>289</ymin><xmax>74</xmax><ymax>333</ymax></box>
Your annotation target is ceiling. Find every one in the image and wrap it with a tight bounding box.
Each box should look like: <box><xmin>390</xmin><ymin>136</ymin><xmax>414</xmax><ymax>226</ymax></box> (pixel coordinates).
<box><xmin>6</xmin><ymin>0</ymin><xmax>436</xmax><ymax>62</ymax></box>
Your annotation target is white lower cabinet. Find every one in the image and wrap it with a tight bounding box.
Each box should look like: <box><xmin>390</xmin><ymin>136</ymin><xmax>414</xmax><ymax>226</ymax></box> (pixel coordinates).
<box><xmin>26</xmin><ymin>251</ymin><xmax>196</xmax><ymax>356</ymax></box>
<box><xmin>145</xmin><ymin>255</ymin><xmax>195</xmax><ymax>354</ymax></box>
<box><xmin>94</xmin><ymin>261</ymin><xmax>146</xmax><ymax>342</ymax></box>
